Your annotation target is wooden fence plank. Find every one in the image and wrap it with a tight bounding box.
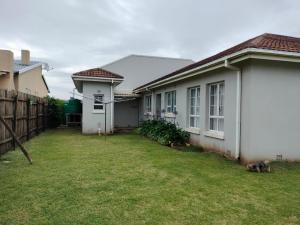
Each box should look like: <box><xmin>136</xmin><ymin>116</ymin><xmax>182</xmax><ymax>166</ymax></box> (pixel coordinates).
<box><xmin>0</xmin><ymin>89</ymin><xmax>48</xmax><ymax>156</ymax></box>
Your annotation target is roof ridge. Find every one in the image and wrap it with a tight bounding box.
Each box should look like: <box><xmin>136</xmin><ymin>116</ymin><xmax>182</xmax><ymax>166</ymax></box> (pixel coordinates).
<box><xmin>129</xmin><ymin>54</ymin><xmax>194</xmax><ymax>62</ymax></box>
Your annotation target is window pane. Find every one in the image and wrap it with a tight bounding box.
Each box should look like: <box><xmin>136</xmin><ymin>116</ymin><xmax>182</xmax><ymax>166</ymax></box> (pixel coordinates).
<box><xmin>210</xmin><ymin>106</ymin><xmax>217</xmax><ymax>116</ymax></box>
<box><xmin>94</xmin><ymin>104</ymin><xmax>103</xmax><ymax>110</ymax></box>
<box><xmin>219</xmin><ymin>83</ymin><xmax>224</xmax><ymax>116</ymax></box>
<box><xmin>191</xmin><ymin>88</ymin><xmax>196</xmax><ymax>98</ymax></box>
<box><xmin>94</xmin><ymin>95</ymin><xmax>103</xmax><ymax>104</ymax></box>
<box><xmin>196</xmin><ymin>106</ymin><xmax>200</xmax><ymax>115</ymax></box>
<box><xmin>190</xmin><ymin>117</ymin><xmax>195</xmax><ymax>127</ymax></box>
<box><xmin>210</xmin><ymin>118</ymin><xmax>217</xmax><ymax>130</ymax></box>
<box><xmin>218</xmin><ymin>118</ymin><xmax>224</xmax><ymax>132</ymax></box>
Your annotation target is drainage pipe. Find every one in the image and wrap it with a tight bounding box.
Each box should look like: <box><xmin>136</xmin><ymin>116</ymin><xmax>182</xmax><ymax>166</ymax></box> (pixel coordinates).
<box><xmin>225</xmin><ymin>59</ymin><xmax>241</xmax><ymax>160</ymax></box>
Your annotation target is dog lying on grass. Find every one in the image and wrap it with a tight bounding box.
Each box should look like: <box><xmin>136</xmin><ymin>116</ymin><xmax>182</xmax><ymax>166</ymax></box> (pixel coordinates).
<box><xmin>247</xmin><ymin>160</ymin><xmax>271</xmax><ymax>172</ymax></box>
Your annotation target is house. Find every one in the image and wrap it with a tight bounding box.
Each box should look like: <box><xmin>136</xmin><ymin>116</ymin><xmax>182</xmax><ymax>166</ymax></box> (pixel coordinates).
<box><xmin>72</xmin><ymin>55</ymin><xmax>194</xmax><ymax>134</ymax></box>
<box><xmin>0</xmin><ymin>49</ymin><xmax>49</xmax><ymax>97</ymax></box>
<box><xmin>72</xmin><ymin>33</ymin><xmax>300</xmax><ymax>162</ymax></box>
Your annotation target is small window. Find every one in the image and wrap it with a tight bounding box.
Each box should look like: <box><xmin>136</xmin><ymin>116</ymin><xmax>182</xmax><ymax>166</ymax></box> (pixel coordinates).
<box><xmin>165</xmin><ymin>91</ymin><xmax>176</xmax><ymax>113</ymax></box>
<box><xmin>94</xmin><ymin>94</ymin><xmax>104</xmax><ymax>111</ymax></box>
<box><xmin>188</xmin><ymin>87</ymin><xmax>200</xmax><ymax>128</ymax></box>
<box><xmin>145</xmin><ymin>95</ymin><xmax>152</xmax><ymax>113</ymax></box>
<box><xmin>208</xmin><ymin>82</ymin><xmax>224</xmax><ymax>132</ymax></box>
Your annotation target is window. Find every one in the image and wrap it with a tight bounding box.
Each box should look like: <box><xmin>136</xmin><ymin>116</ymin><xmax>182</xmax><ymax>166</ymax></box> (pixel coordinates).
<box><xmin>208</xmin><ymin>82</ymin><xmax>224</xmax><ymax>132</ymax></box>
<box><xmin>188</xmin><ymin>87</ymin><xmax>200</xmax><ymax>128</ymax></box>
<box><xmin>165</xmin><ymin>91</ymin><xmax>176</xmax><ymax>113</ymax></box>
<box><xmin>145</xmin><ymin>95</ymin><xmax>152</xmax><ymax>113</ymax></box>
<box><xmin>94</xmin><ymin>94</ymin><xmax>104</xmax><ymax>111</ymax></box>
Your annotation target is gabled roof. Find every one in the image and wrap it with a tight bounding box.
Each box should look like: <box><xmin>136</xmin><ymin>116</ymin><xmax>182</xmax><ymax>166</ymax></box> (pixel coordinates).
<box><xmin>14</xmin><ymin>60</ymin><xmax>42</xmax><ymax>74</ymax></box>
<box><xmin>73</xmin><ymin>68</ymin><xmax>124</xmax><ymax>79</ymax></box>
<box><xmin>134</xmin><ymin>33</ymin><xmax>300</xmax><ymax>91</ymax></box>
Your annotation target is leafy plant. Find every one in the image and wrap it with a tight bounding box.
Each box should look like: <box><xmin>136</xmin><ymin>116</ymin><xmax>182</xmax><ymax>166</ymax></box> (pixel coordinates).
<box><xmin>47</xmin><ymin>96</ymin><xmax>65</xmax><ymax>128</ymax></box>
<box><xmin>138</xmin><ymin>120</ymin><xmax>190</xmax><ymax>146</ymax></box>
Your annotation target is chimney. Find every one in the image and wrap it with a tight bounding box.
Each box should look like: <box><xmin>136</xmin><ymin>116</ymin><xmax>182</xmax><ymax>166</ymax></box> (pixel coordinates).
<box><xmin>21</xmin><ymin>50</ymin><xmax>30</xmax><ymax>65</ymax></box>
<box><xmin>0</xmin><ymin>49</ymin><xmax>15</xmax><ymax>90</ymax></box>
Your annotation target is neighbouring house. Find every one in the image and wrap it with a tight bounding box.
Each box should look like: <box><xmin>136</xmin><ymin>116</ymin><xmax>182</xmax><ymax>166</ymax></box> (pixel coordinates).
<box><xmin>0</xmin><ymin>49</ymin><xmax>49</xmax><ymax>97</ymax></box>
<box><xmin>72</xmin><ymin>55</ymin><xmax>194</xmax><ymax>134</ymax></box>
<box><xmin>72</xmin><ymin>33</ymin><xmax>300</xmax><ymax>162</ymax></box>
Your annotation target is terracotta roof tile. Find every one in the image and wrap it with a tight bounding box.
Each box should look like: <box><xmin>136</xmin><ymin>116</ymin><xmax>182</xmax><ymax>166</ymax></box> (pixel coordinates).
<box><xmin>135</xmin><ymin>33</ymin><xmax>300</xmax><ymax>90</ymax></box>
<box><xmin>73</xmin><ymin>68</ymin><xmax>123</xmax><ymax>79</ymax></box>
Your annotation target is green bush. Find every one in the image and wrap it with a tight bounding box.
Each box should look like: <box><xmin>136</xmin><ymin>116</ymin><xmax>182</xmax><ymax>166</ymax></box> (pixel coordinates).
<box><xmin>47</xmin><ymin>96</ymin><xmax>65</xmax><ymax>128</ymax></box>
<box><xmin>138</xmin><ymin>120</ymin><xmax>190</xmax><ymax>146</ymax></box>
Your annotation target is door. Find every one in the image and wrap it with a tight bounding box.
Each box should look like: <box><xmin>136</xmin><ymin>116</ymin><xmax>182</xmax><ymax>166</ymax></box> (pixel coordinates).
<box><xmin>156</xmin><ymin>94</ymin><xmax>161</xmax><ymax>119</ymax></box>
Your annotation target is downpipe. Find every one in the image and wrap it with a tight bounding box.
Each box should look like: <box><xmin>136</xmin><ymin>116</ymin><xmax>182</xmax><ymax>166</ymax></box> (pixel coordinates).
<box><xmin>225</xmin><ymin>59</ymin><xmax>241</xmax><ymax>160</ymax></box>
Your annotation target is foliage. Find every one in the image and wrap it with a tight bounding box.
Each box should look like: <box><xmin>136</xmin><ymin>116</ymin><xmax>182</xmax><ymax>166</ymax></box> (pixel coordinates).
<box><xmin>138</xmin><ymin>120</ymin><xmax>190</xmax><ymax>145</ymax></box>
<box><xmin>47</xmin><ymin>96</ymin><xmax>65</xmax><ymax>128</ymax></box>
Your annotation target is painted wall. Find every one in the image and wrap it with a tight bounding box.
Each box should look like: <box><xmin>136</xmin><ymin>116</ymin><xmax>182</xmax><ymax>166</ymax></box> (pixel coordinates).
<box><xmin>0</xmin><ymin>50</ymin><xmax>15</xmax><ymax>90</ymax></box>
<box><xmin>241</xmin><ymin>59</ymin><xmax>300</xmax><ymax>162</ymax></box>
<box><xmin>114</xmin><ymin>99</ymin><xmax>139</xmax><ymax>128</ymax></box>
<box><xmin>17</xmin><ymin>66</ymin><xmax>48</xmax><ymax>97</ymax></box>
<box><xmin>141</xmin><ymin>68</ymin><xmax>238</xmax><ymax>158</ymax></box>
<box><xmin>82</xmin><ymin>81</ymin><xmax>113</xmax><ymax>134</ymax></box>
<box><xmin>102</xmin><ymin>55</ymin><xmax>193</xmax><ymax>90</ymax></box>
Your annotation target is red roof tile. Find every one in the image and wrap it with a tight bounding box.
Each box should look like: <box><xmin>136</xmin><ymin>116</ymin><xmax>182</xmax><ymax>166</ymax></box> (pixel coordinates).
<box><xmin>73</xmin><ymin>68</ymin><xmax>123</xmax><ymax>79</ymax></box>
<box><xmin>135</xmin><ymin>33</ymin><xmax>300</xmax><ymax>90</ymax></box>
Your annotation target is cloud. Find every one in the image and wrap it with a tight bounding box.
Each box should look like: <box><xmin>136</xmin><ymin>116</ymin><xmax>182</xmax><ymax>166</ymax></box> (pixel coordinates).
<box><xmin>0</xmin><ymin>0</ymin><xmax>299</xmax><ymax>99</ymax></box>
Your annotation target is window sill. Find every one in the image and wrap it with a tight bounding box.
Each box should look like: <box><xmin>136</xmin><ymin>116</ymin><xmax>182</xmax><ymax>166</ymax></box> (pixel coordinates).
<box><xmin>185</xmin><ymin>127</ymin><xmax>201</xmax><ymax>135</ymax></box>
<box><xmin>93</xmin><ymin>110</ymin><xmax>104</xmax><ymax>114</ymax></box>
<box><xmin>164</xmin><ymin>112</ymin><xmax>176</xmax><ymax>118</ymax></box>
<box><xmin>144</xmin><ymin>112</ymin><xmax>153</xmax><ymax>116</ymax></box>
<box><xmin>204</xmin><ymin>131</ymin><xmax>224</xmax><ymax>140</ymax></box>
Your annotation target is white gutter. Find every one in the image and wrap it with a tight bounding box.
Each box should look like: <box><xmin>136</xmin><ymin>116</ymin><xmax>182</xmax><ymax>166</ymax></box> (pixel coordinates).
<box><xmin>72</xmin><ymin>75</ymin><xmax>124</xmax><ymax>83</ymax></box>
<box><xmin>134</xmin><ymin>48</ymin><xmax>300</xmax><ymax>93</ymax></box>
<box><xmin>224</xmin><ymin>59</ymin><xmax>241</xmax><ymax>160</ymax></box>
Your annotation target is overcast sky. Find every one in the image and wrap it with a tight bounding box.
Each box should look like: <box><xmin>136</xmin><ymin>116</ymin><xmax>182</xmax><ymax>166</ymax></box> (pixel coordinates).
<box><xmin>1</xmin><ymin>0</ymin><xmax>299</xmax><ymax>99</ymax></box>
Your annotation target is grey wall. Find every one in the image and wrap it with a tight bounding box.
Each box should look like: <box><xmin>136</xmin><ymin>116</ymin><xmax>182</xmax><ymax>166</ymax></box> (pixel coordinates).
<box><xmin>82</xmin><ymin>81</ymin><xmax>113</xmax><ymax>134</ymax></box>
<box><xmin>102</xmin><ymin>55</ymin><xmax>193</xmax><ymax>90</ymax></box>
<box><xmin>114</xmin><ymin>99</ymin><xmax>139</xmax><ymax>128</ymax></box>
<box><xmin>241</xmin><ymin>59</ymin><xmax>300</xmax><ymax>162</ymax></box>
<box><xmin>141</xmin><ymin>68</ymin><xmax>238</xmax><ymax>158</ymax></box>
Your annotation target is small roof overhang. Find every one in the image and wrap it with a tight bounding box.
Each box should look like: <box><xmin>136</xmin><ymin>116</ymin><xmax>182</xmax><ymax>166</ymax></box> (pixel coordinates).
<box><xmin>72</xmin><ymin>75</ymin><xmax>124</xmax><ymax>93</ymax></box>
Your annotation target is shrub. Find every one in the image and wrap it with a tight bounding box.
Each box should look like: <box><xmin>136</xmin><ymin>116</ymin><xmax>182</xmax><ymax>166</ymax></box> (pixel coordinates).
<box><xmin>138</xmin><ymin>120</ymin><xmax>190</xmax><ymax>146</ymax></box>
<box><xmin>47</xmin><ymin>96</ymin><xmax>65</xmax><ymax>128</ymax></box>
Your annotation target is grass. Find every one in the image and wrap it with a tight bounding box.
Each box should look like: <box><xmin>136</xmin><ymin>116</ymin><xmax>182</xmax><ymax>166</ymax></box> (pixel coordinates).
<box><xmin>0</xmin><ymin>129</ymin><xmax>299</xmax><ymax>225</ymax></box>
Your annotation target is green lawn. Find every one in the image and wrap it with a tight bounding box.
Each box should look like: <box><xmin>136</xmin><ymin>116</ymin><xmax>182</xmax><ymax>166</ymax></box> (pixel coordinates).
<box><xmin>0</xmin><ymin>129</ymin><xmax>299</xmax><ymax>225</ymax></box>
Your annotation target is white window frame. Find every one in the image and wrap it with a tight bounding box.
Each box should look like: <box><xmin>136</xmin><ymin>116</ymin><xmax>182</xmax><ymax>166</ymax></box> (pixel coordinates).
<box><xmin>145</xmin><ymin>95</ymin><xmax>152</xmax><ymax>114</ymax></box>
<box><xmin>208</xmin><ymin>82</ymin><xmax>224</xmax><ymax>134</ymax></box>
<box><xmin>93</xmin><ymin>94</ymin><xmax>104</xmax><ymax>113</ymax></box>
<box><xmin>188</xmin><ymin>86</ymin><xmax>200</xmax><ymax>128</ymax></box>
<box><xmin>165</xmin><ymin>91</ymin><xmax>176</xmax><ymax>113</ymax></box>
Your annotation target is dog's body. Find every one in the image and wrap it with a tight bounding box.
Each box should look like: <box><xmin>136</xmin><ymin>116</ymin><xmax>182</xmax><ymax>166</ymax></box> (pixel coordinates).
<box><xmin>247</xmin><ymin>160</ymin><xmax>271</xmax><ymax>172</ymax></box>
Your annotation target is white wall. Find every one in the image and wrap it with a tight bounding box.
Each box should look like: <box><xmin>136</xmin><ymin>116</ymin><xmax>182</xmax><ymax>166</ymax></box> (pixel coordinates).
<box><xmin>82</xmin><ymin>82</ymin><xmax>113</xmax><ymax>134</ymax></box>
<box><xmin>241</xmin><ymin>59</ymin><xmax>300</xmax><ymax>162</ymax></box>
<box><xmin>141</xmin><ymin>68</ymin><xmax>238</xmax><ymax>158</ymax></box>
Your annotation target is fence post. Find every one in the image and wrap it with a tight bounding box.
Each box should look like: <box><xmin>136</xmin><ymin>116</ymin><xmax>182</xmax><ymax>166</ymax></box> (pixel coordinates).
<box><xmin>36</xmin><ymin>100</ymin><xmax>39</xmax><ymax>135</ymax></box>
<box><xmin>27</xmin><ymin>98</ymin><xmax>30</xmax><ymax>140</ymax></box>
<box><xmin>12</xmin><ymin>94</ymin><xmax>18</xmax><ymax>150</ymax></box>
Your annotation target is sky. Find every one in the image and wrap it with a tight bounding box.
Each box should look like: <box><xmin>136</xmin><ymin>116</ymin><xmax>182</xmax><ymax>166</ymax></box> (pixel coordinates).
<box><xmin>0</xmin><ymin>0</ymin><xmax>300</xmax><ymax>99</ymax></box>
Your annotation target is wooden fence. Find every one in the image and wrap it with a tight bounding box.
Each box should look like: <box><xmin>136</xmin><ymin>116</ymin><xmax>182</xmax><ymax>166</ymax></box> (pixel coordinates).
<box><xmin>0</xmin><ymin>89</ymin><xmax>47</xmax><ymax>156</ymax></box>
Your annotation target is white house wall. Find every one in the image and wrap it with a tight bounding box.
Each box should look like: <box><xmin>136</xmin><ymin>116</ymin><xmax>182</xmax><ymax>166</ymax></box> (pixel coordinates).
<box><xmin>141</xmin><ymin>68</ymin><xmax>238</xmax><ymax>158</ymax></box>
<box><xmin>241</xmin><ymin>59</ymin><xmax>300</xmax><ymax>162</ymax></box>
<box><xmin>82</xmin><ymin>82</ymin><xmax>112</xmax><ymax>134</ymax></box>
